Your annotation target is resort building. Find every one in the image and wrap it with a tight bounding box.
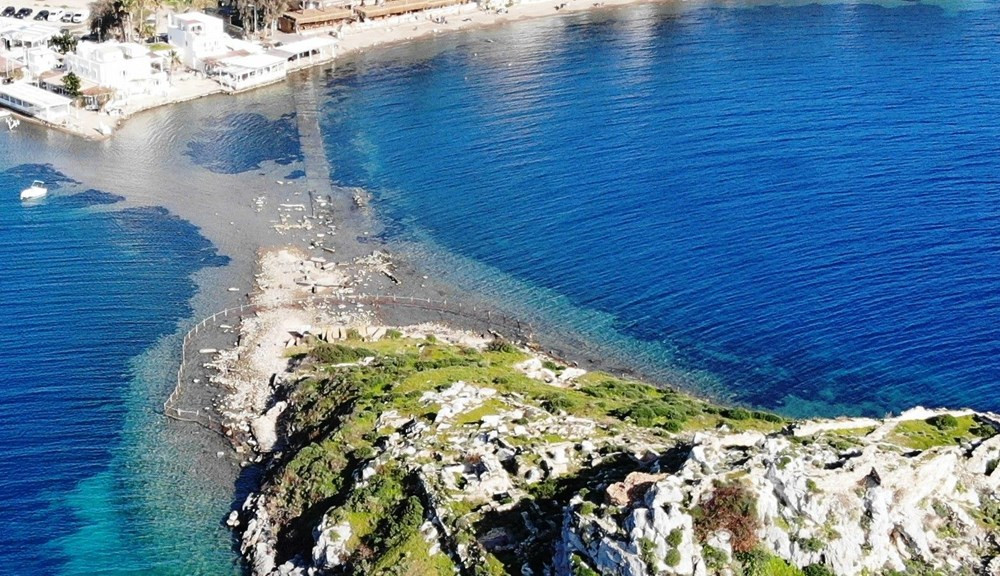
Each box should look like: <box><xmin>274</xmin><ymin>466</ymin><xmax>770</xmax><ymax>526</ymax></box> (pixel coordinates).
<box><xmin>279</xmin><ymin>0</ymin><xmax>354</xmax><ymax>32</ymax></box>
<box><xmin>277</xmin><ymin>9</ymin><xmax>354</xmax><ymax>34</ymax></box>
<box><xmin>211</xmin><ymin>53</ymin><xmax>287</xmax><ymax>92</ymax></box>
<box><xmin>167</xmin><ymin>12</ymin><xmax>231</xmax><ymax>72</ymax></box>
<box><xmin>0</xmin><ymin>23</ymin><xmax>56</xmax><ymax>61</ymax></box>
<box><xmin>269</xmin><ymin>37</ymin><xmax>337</xmax><ymax>70</ymax></box>
<box><xmin>354</xmin><ymin>0</ymin><xmax>469</xmax><ymax>21</ymax></box>
<box><xmin>64</xmin><ymin>42</ymin><xmax>168</xmax><ymax>97</ymax></box>
<box><xmin>0</xmin><ymin>82</ymin><xmax>72</xmax><ymax>122</ymax></box>
<box><xmin>23</xmin><ymin>46</ymin><xmax>59</xmax><ymax>77</ymax></box>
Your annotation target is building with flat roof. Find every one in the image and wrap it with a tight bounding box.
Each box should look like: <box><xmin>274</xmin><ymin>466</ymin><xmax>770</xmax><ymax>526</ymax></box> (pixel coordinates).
<box><xmin>0</xmin><ymin>82</ymin><xmax>72</xmax><ymax>122</ymax></box>
<box><xmin>212</xmin><ymin>53</ymin><xmax>287</xmax><ymax>92</ymax></box>
<box><xmin>269</xmin><ymin>36</ymin><xmax>336</xmax><ymax>70</ymax></box>
<box><xmin>167</xmin><ymin>11</ymin><xmax>231</xmax><ymax>72</ymax></box>
<box><xmin>64</xmin><ymin>42</ymin><xmax>167</xmax><ymax>97</ymax></box>
<box><xmin>278</xmin><ymin>8</ymin><xmax>354</xmax><ymax>33</ymax></box>
<box><xmin>0</xmin><ymin>23</ymin><xmax>58</xmax><ymax>60</ymax></box>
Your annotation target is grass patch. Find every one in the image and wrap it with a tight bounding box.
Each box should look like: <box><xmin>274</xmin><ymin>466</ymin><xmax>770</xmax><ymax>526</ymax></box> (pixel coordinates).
<box><xmin>454</xmin><ymin>397</ymin><xmax>509</xmax><ymax>426</ymax></box>
<box><xmin>736</xmin><ymin>548</ymin><xmax>804</xmax><ymax>576</ymax></box>
<box><xmin>887</xmin><ymin>415</ymin><xmax>984</xmax><ymax>450</ymax></box>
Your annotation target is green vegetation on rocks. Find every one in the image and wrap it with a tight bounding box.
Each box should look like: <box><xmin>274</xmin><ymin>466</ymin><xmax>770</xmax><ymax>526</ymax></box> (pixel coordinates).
<box><xmin>888</xmin><ymin>415</ymin><xmax>995</xmax><ymax>450</ymax></box>
<box><xmin>262</xmin><ymin>335</ymin><xmax>741</xmax><ymax>570</ymax></box>
<box><xmin>242</xmin><ymin>333</ymin><xmax>999</xmax><ymax>576</ymax></box>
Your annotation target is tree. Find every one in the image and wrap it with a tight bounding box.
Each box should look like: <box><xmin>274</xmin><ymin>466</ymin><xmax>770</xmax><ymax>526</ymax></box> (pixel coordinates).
<box><xmin>89</xmin><ymin>0</ymin><xmax>131</xmax><ymax>41</ymax></box>
<box><xmin>63</xmin><ymin>72</ymin><xmax>82</xmax><ymax>99</ymax></box>
<box><xmin>235</xmin><ymin>0</ymin><xmax>285</xmax><ymax>38</ymax></box>
<box><xmin>50</xmin><ymin>30</ymin><xmax>78</xmax><ymax>55</ymax></box>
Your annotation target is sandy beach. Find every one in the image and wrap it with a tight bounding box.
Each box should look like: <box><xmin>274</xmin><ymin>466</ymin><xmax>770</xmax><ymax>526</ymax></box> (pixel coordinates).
<box><xmin>334</xmin><ymin>0</ymin><xmax>662</xmax><ymax>55</ymax></box>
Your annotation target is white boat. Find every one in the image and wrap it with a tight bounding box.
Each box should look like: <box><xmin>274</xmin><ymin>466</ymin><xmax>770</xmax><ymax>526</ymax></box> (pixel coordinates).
<box><xmin>20</xmin><ymin>180</ymin><xmax>47</xmax><ymax>201</ymax></box>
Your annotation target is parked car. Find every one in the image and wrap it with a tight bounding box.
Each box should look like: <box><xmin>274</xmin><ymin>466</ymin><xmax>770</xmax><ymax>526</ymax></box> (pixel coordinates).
<box><xmin>1</xmin><ymin>6</ymin><xmax>15</xmax><ymax>17</ymax></box>
<box><xmin>71</xmin><ymin>11</ymin><xmax>86</xmax><ymax>23</ymax></box>
<box><xmin>60</xmin><ymin>11</ymin><xmax>73</xmax><ymax>22</ymax></box>
<box><xmin>48</xmin><ymin>9</ymin><xmax>63</xmax><ymax>21</ymax></box>
<box><xmin>15</xmin><ymin>7</ymin><xmax>32</xmax><ymax>18</ymax></box>
<box><xmin>33</xmin><ymin>10</ymin><xmax>48</xmax><ymax>20</ymax></box>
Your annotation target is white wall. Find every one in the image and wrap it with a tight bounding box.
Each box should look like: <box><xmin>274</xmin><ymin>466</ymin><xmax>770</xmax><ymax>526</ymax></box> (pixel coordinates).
<box><xmin>166</xmin><ymin>13</ymin><xmax>229</xmax><ymax>71</ymax></box>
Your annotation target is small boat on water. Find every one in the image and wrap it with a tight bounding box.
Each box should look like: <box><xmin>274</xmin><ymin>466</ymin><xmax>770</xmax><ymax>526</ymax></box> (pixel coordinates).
<box><xmin>20</xmin><ymin>180</ymin><xmax>47</xmax><ymax>201</ymax></box>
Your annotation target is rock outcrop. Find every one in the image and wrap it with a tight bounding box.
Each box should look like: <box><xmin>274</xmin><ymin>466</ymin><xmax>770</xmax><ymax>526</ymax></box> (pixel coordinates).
<box><xmin>222</xmin><ymin>323</ymin><xmax>1000</xmax><ymax>576</ymax></box>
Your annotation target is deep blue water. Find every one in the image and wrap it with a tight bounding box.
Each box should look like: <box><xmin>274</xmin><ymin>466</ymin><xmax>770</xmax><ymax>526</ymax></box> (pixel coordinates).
<box><xmin>0</xmin><ymin>160</ymin><xmax>232</xmax><ymax>573</ymax></box>
<box><xmin>4</xmin><ymin>1</ymin><xmax>1000</xmax><ymax>574</ymax></box>
<box><xmin>320</xmin><ymin>0</ymin><xmax>1000</xmax><ymax>417</ymax></box>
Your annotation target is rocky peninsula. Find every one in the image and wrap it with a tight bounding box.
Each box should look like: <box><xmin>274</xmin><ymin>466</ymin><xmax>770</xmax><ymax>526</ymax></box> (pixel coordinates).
<box><xmin>186</xmin><ymin>247</ymin><xmax>1000</xmax><ymax>576</ymax></box>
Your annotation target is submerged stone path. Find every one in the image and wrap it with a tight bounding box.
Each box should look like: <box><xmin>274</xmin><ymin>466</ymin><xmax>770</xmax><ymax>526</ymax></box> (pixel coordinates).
<box><xmin>292</xmin><ymin>76</ymin><xmax>337</xmax><ymax>216</ymax></box>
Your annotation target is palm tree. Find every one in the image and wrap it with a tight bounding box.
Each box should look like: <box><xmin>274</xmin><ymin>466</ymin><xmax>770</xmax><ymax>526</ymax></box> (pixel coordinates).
<box><xmin>63</xmin><ymin>72</ymin><xmax>82</xmax><ymax>99</ymax></box>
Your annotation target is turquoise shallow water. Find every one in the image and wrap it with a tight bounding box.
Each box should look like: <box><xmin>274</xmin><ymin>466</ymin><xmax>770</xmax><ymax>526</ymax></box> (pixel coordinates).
<box><xmin>0</xmin><ymin>158</ymin><xmax>240</xmax><ymax>573</ymax></box>
<box><xmin>319</xmin><ymin>0</ymin><xmax>1000</xmax><ymax>417</ymax></box>
<box><xmin>3</xmin><ymin>0</ymin><xmax>1000</xmax><ymax>574</ymax></box>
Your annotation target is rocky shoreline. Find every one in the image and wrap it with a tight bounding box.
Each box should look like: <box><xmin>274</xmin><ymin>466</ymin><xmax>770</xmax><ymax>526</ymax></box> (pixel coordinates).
<box><xmin>189</xmin><ymin>246</ymin><xmax>1000</xmax><ymax>576</ymax></box>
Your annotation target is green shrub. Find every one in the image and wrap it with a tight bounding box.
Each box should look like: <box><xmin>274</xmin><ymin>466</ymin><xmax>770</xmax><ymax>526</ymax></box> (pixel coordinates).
<box><xmin>662</xmin><ymin>419</ymin><xmax>683</xmax><ymax>433</ymax></box>
<box><xmin>799</xmin><ymin>536</ymin><xmax>824</xmax><ymax>552</ymax></box>
<box><xmin>543</xmin><ymin>394</ymin><xmax>578</xmax><ymax>414</ymax></box>
<box><xmin>614</xmin><ymin>400</ymin><xmax>686</xmax><ymax>428</ymax></box>
<box><xmin>485</xmin><ymin>337</ymin><xmax>516</xmax><ymax>353</ymax></box>
<box><xmin>542</xmin><ymin>360</ymin><xmax>565</xmax><ymax>372</ymax></box>
<box><xmin>971</xmin><ymin>420</ymin><xmax>999</xmax><ymax>439</ymax></box>
<box><xmin>802</xmin><ymin>564</ymin><xmax>835</xmax><ymax>576</ymax></box>
<box><xmin>723</xmin><ymin>408</ymin><xmax>752</xmax><ymax>421</ymax></box>
<box><xmin>927</xmin><ymin>414</ymin><xmax>958</xmax><ymax>430</ymax></box>
<box><xmin>665</xmin><ymin>547</ymin><xmax>681</xmax><ymax>567</ymax></box>
<box><xmin>667</xmin><ymin>528</ymin><xmax>683</xmax><ymax>547</ymax></box>
<box><xmin>311</xmin><ymin>343</ymin><xmax>374</xmax><ymax>364</ymax></box>
<box><xmin>571</xmin><ymin>554</ymin><xmax>600</xmax><ymax>576</ymax></box>
<box><xmin>384</xmin><ymin>329</ymin><xmax>402</xmax><ymax>339</ymax></box>
<box><xmin>702</xmin><ymin>544</ymin><xmax>728</xmax><ymax>571</ymax></box>
<box><xmin>639</xmin><ymin>537</ymin><xmax>658</xmax><ymax>573</ymax></box>
<box><xmin>736</xmin><ymin>549</ymin><xmax>804</xmax><ymax>576</ymax></box>
<box><xmin>752</xmin><ymin>411</ymin><xmax>784</xmax><ymax>423</ymax></box>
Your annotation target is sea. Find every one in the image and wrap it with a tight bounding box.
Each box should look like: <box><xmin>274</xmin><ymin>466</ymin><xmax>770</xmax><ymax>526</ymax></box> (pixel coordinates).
<box><xmin>2</xmin><ymin>0</ymin><xmax>999</xmax><ymax>573</ymax></box>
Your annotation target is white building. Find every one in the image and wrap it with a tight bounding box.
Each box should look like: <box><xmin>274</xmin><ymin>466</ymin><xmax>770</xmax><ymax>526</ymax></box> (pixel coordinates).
<box><xmin>23</xmin><ymin>46</ymin><xmax>59</xmax><ymax>77</ymax></box>
<box><xmin>213</xmin><ymin>53</ymin><xmax>287</xmax><ymax>92</ymax></box>
<box><xmin>0</xmin><ymin>23</ymin><xmax>56</xmax><ymax>61</ymax></box>
<box><xmin>0</xmin><ymin>82</ymin><xmax>72</xmax><ymax>122</ymax></box>
<box><xmin>166</xmin><ymin>12</ymin><xmax>230</xmax><ymax>72</ymax></box>
<box><xmin>269</xmin><ymin>36</ymin><xmax>336</xmax><ymax>71</ymax></box>
<box><xmin>64</xmin><ymin>42</ymin><xmax>167</xmax><ymax>96</ymax></box>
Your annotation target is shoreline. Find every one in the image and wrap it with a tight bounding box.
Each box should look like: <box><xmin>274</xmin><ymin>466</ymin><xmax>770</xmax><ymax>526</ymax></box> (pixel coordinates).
<box><xmin>202</xmin><ymin>244</ymin><xmax>1000</xmax><ymax>576</ymax></box>
<box><xmin>5</xmin><ymin>0</ymin><xmax>663</xmax><ymax>140</ymax></box>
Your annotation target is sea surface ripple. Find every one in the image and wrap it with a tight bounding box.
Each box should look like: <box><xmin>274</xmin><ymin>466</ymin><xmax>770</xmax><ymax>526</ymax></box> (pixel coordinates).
<box><xmin>319</xmin><ymin>0</ymin><xmax>1000</xmax><ymax>417</ymax></box>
